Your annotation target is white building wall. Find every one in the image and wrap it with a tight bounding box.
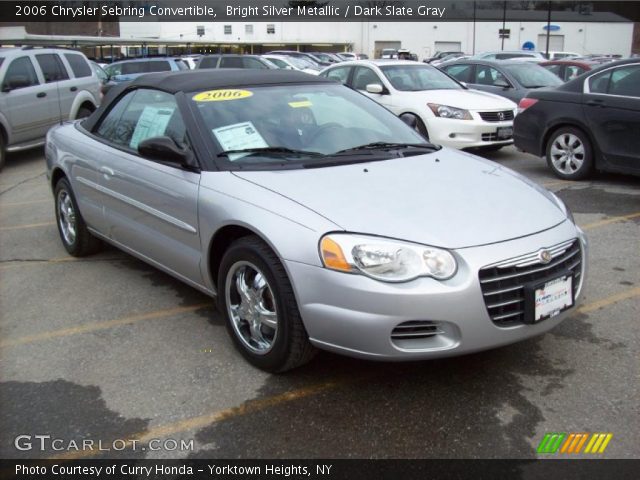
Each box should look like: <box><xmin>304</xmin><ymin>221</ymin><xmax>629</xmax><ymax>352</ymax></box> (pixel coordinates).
<box><xmin>119</xmin><ymin>21</ymin><xmax>634</xmax><ymax>59</ymax></box>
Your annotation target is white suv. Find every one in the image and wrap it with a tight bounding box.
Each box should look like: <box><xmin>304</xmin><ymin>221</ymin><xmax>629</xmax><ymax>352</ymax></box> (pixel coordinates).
<box><xmin>0</xmin><ymin>47</ymin><xmax>101</xmax><ymax>170</ymax></box>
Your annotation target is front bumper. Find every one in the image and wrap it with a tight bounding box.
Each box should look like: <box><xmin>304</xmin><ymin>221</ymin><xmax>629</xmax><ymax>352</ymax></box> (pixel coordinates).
<box><xmin>286</xmin><ymin>221</ymin><xmax>587</xmax><ymax>360</ymax></box>
<box><xmin>427</xmin><ymin>116</ymin><xmax>514</xmax><ymax>150</ymax></box>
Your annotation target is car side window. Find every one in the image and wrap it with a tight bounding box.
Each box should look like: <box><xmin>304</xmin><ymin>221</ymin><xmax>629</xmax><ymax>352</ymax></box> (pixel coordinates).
<box><xmin>588</xmin><ymin>70</ymin><xmax>611</xmax><ymax>94</ymax></box>
<box><xmin>608</xmin><ymin>65</ymin><xmax>640</xmax><ymax>98</ymax></box>
<box><xmin>475</xmin><ymin>66</ymin><xmax>509</xmax><ymax>86</ymax></box>
<box><xmin>352</xmin><ymin>67</ymin><xmax>382</xmax><ymax>90</ymax></box>
<box><xmin>443</xmin><ymin>64</ymin><xmax>473</xmax><ymax>83</ymax></box>
<box><xmin>95</xmin><ymin>89</ymin><xmax>188</xmax><ymax>152</ymax></box>
<box><xmin>543</xmin><ymin>64</ymin><xmax>562</xmax><ymax>76</ymax></box>
<box><xmin>243</xmin><ymin>57</ymin><xmax>269</xmax><ymax>69</ymax></box>
<box><xmin>35</xmin><ymin>54</ymin><xmax>70</xmax><ymax>82</ymax></box>
<box><xmin>147</xmin><ymin>61</ymin><xmax>171</xmax><ymax>73</ymax></box>
<box><xmin>268</xmin><ymin>58</ymin><xmax>287</xmax><ymax>68</ymax></box>
<box><xmin>220</xmin><ymin>57</ymin><xmax>243</xmax><ymax>68</ymax></box>
<box><xmin>322</xmin><ymin>66</ymin><xmax>351</xmax><ymax>85</ymax></box>
<box><xmin>64</xmin><ymin>54</ymin><xmax>92</xmax><ymax>78</ymax></box>
<box><xmin>2</xmin><ymin>56</ymin><xmax>39</xmax><ymax>90</ymax></box>
<box><xmin>198</xmin><ymin>56</ymin><xmax>219</xmax><ymax>69</ymax></box>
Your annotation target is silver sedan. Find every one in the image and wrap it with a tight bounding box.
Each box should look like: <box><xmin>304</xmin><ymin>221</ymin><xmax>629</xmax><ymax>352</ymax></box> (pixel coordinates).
<box><xmin>46</xmin><ymin>70</ymin><xmax>587</xmax><ymax>372</ymax></box>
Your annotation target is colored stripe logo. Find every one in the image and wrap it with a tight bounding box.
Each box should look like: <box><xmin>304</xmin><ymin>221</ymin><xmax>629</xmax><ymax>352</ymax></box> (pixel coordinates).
<box><xmin>537</xmin><ymin>433</ymin><xmax>613</xmax><ymax>454</ymax></box>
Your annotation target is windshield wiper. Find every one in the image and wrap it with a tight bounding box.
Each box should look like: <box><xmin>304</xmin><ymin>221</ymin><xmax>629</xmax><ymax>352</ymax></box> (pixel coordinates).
<box><xmin>218</xmin><ymin>147</ymin><xmax>324</xmax><ymax>158</ymax></box>
<box><xmin>334</xmin><ymin>142</ymin><xmax>439</xmax><ymax>154</ymax></box>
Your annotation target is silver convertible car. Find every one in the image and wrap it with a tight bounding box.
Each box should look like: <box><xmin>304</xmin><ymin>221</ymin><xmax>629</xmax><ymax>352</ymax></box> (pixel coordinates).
<box><xmin>46</xmin><ymin>70</ymin><xmax>587</xmax><ymax>372</ymax></box>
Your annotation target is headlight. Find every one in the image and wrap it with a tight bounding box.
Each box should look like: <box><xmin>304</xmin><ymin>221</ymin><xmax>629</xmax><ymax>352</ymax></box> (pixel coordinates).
<box><xmin>428</xmin><ymin>103</ymin><xmax>472</xmax><ymax>120</ymax></box>
<box><xmin>319</xmin><ymin>234</ymin><xmax>457</xmax><ymax>282</ymax></box>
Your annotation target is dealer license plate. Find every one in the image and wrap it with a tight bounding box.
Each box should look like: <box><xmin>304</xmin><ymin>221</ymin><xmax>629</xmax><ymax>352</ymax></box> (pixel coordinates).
<box><xmin>534</xmin><ymin>275</ymin><xmax>573</xmax><ymax>322</ymax></box>
<box><xmin>497</xmin><ymin>126</ymin><xmax>513</xmax><ymax>139</ymax></box>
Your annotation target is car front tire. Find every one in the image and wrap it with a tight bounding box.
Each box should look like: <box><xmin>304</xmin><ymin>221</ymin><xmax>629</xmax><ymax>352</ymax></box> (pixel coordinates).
<box><xmin>218</xmin><ymin>235</ymin><xmax>316</xmax><ymax>372</ymax></box>
<box><xmin>546</xmin><ymin>127</ymin><xmax>594</xmax><ymax>180</ymax></box>
<box><xmin>54</xmin><ymin>178</ymin><xmax>101</xmax><ymax>256</ymax></box>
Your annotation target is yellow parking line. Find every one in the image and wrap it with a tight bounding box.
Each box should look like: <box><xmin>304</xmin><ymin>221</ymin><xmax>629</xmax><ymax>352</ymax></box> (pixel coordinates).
<box><xmin>0</xmin><ymin>256</ymin><xmax>76</xmax><ymax>271</ymax></box>
<box><xmin>581</xmin><ymin>212</ymin><xmax>640</xmax><ymax>231</ymax></box>
<box><xmin>0</xmin><ymin>304</ymin><xmax>211</xmax><ymax>348</ymax></box>
<box><xmin>51</xmin><ymin>378</ymin><xmax>345</xmax><ymax>460</ymax></box>
<box><xmin>0</xmin><ymin>221</ymin><xmax>55</xmax><ymax>231</ymax></box>
<box><xmin>577</xmin><ymin>286</ymin><xmax>640</xmax><ymax>314</ymax></box>
<box><xmin>0</xmin><ymin>199</ymin><xmax>50</xmax><ymax>207</ymax></box>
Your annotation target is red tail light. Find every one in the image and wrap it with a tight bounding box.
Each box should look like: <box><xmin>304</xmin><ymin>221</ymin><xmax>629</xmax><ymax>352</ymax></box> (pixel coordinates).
<box><xmin>518</xmin><ymin>98</ymin><xmax>538</xmax><ymax>112</ymax></box>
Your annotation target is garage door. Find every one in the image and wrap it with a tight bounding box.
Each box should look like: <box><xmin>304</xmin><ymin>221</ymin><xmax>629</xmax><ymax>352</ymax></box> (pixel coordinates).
<box><xmin>374</xmin><ymin>41</ymin><xmax>401</xmax><ymax>59</ymax></box>
<box><xmin>434</xmin><ymin>41</ymin><xmax>462</xmax><ymax>53</ymax></box>
<box><xmin>537</xmin><ymin>34</ymin><xmax>564</xmax><ymax>52</ymax></box>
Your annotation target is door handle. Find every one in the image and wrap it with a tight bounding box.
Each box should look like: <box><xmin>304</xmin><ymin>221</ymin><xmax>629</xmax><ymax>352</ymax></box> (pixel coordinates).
<box><xmin>586</xmin><ymin>99</ymin><xmax>605</xmax><ymax>107</ymax></box>
<box><xmin>99</xmin><ymin>166</ymin><xmax>115</xmax><ymax>177</ymax></box>
<box><xmin>36</xmin><ymin>92</ymin><xmax>46</xmax><ymax>98</ymax></box>
<box><xmin>70</xmin><ymin>86</ymin><xmax>77</xmax><ymax>92</ymax></box>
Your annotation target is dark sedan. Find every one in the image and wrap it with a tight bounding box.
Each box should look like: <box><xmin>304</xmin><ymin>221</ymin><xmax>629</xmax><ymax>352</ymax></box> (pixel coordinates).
<box><xmin>440</xmin><ymin>59</ymin><xmax>563</xmax><ymax>103</ymax></box>
<box><xmin>540</xmin><ymin>60</ymin><xmax>599</xmax><ymax>82</ymax></box>
<box><xmin>514</xmin><ymin>59</ymin><xmax>640</xmax><ymax>179</ymax></box>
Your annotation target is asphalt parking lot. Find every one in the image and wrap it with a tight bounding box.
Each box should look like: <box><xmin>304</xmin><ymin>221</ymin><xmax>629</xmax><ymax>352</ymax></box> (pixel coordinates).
<box><xmin>0</xmin><ymin>146</ymin><xmax>638</xmax><ymax>460</ymax></box>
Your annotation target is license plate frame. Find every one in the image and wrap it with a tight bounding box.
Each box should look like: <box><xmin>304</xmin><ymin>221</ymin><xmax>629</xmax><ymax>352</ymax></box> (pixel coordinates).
<box><xmin>524</xmin><ymin>271</ymin><xmax>574</xmax><ymax>324</ymax></box>
<box><xmin>496</xmin><ymin>126</ymin><xmax>513</xmax><ymax>140</ymax></box>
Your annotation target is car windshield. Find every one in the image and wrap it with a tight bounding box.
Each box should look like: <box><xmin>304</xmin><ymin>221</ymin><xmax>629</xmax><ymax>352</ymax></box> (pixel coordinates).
<box><xmin>290</xmin><ymin>57</ymin><xmax>314</xmax><ymax>69</ymax></box>
<box><xmin>503</xmin><ymin>63</ymin><xmax>564</xmax><ymax>88</ymax></box>
<box><xmin>380</xmin><ymin>64</ymin><xmax>462</xmax><ymax>91</ymax></box>
<box><xmin>189</xmin><ymin>84</ymin><xmax>427</xmax><ymax>168</ymax></box>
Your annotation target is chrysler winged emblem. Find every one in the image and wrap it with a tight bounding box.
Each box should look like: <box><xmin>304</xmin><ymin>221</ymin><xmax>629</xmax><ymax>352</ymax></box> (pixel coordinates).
<box><xmin>538</xmin><ymin>249</ymin><xmax>552</xmax><ymax>264</ymax></box>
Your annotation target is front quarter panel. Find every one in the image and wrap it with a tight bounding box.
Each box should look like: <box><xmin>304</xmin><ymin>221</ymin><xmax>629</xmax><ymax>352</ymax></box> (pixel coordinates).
<box><xmin>198</xmin><ymin>171</ymin><xmax>342</xmax><ymax>293</ymax></box>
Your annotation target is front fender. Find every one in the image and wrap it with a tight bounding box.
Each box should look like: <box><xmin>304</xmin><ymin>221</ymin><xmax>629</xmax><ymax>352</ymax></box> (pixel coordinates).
<box><xmin>68</xmin><ymin>91</ymin><xmax>98</xmax><ymax>120</ymax></box>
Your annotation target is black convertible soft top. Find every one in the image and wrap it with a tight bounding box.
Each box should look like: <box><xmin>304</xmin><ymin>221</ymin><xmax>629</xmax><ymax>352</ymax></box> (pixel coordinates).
<box><xmin>82</xmin><ymin>69</ymin><xmax>334</xmax><ymax>132</ymax></box>
<box><xmin>132</xmin><ymin>68</ymin><xmax>332</xmax><ymax>93</ymax></box>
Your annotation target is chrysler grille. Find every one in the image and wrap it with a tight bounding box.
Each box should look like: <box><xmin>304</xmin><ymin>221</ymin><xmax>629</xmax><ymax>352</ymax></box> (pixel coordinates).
<box><xmin>479</xmin><ymin>110</ymin><xmax>515</xmax><ymax>122</ymax></box>
<box><xmin>479</xmin><ymin>239</ymin><xmax>582</xmax><ymax>327</ymax></box>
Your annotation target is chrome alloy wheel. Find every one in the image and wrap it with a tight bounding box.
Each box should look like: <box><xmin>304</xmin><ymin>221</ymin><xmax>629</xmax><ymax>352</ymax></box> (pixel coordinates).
<box><xmin>57</xmin><ymin>189</ymin><xmax>77</xmax><ymax>245</ymax></box>
<box><xmin>225</xmin><ymin>261</ymin><xmax>278</xmax><ymax>354</ymax></box>
<box><xmin>549</xmin><ymin>133</ymin><xmax>585</xmax><ymax>174</ymax></box>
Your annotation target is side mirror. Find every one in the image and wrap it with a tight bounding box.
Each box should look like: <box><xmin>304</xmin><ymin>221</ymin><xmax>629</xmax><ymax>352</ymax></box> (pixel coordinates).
<box><xmin>459</xmin><ymin>81</ymin><xmax>468</xmax><ymax>88</ymax></box>
<box><xmin>399</xmin><ymin>113</ymin><xmax>417</xmax><ymax>128</ymax></box>
<box><xmin>494</xmin><ymin>79</ymin><xmax>511</xmax><ymax>89</ymax></box>
<box><xmin>138</xmin><ymin>136</ymin><xmax>198</xmax><ymax>171</ymax></box>
<box><xmin>366</xmin><ymin>83</ymin><xmax>384</xmax><ymax>94</ymax></box>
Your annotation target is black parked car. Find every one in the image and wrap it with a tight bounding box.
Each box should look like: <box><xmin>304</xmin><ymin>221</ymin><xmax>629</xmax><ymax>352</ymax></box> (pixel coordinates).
<box><xmin>440</xmin><ymin>59</ymin><xmax>562</xmax><ymax>103</ymax></box>
<box><xmin>514</xmin><ymin>59</ymin><xmax>640</xmax><ymax>180</ymax></box>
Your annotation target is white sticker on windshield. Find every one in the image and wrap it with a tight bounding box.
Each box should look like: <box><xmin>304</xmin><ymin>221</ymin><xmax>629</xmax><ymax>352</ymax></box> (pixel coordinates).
<box><xmin>129</xmin><ymin>106</ymin><xmax>175</xmax><ymax>149</ymax></box>
<box><xmin>212</xmin><ymin>121</ymin><xmax>268</xmax><ymax>160</ymax></box>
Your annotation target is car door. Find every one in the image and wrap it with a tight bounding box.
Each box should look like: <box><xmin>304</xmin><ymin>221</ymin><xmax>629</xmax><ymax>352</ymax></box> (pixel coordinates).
<box><xmin>35</xmin><ymin>53</ymin><xmax>73</xmax><ymax>122</ymax></box>
<box><xmin>350</xmin><ymin>66</ymin><xmax>395</xmax><ymax>111</ymax></box>
<box><xmin>0</xmin><ymin>55</ymin><xmax>57</xmax><ymax>144</ymax></box>
<box><xmin>583</xmin><ymin>64</ymin><xmax>640</xmax><ymax>173</ymax></box>
<box><xmin>91</xmin><ymin>88</ymin><xmax>203</xmax><ymax>284</ymax></box>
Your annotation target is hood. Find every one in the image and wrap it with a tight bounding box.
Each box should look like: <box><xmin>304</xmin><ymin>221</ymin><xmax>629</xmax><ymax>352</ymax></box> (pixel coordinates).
<box><xmin>233</xmin><ymin>150</ymin><xmax>566</xmax><ymax>249</ymax></box>
<box><xmin>414</xmin><ymin>89</ymin><xmax>517</xmax><ymax>110</ymax></box>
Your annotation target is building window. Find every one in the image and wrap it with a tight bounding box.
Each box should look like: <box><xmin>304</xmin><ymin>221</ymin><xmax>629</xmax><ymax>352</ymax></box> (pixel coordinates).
<box><xmin>267</xmin><ymin>24</ymin><xmax>275</xmax><ymax>34</ymax></box>
<box><xmin>224</xmin><ymin>25</ymin><xmax>232</xmax><ymax>35</ymax></box>
<box><xmin>245</xmin><ymin>25</ymin><xmax>253</xmax><ymax>35</ymax></box>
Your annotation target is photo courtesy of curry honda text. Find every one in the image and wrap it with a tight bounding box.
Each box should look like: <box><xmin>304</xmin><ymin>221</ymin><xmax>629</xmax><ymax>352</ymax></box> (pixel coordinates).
<box><xmin>46</xmin><ymin>70</ymin><xmax>587</xmax><ymax>372</ymax></box>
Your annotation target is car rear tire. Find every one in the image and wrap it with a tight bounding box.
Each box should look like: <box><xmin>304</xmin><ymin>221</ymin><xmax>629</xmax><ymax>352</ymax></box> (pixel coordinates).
<box><xmin>546</xmin><ymin>127</ymin><xmax>594</xmax><ymax>180</ymax></box>
<box><xmin>218</xmin><ymin>235</ymin><xmax>316</xmax><ymax>372</ymax></box>
<box><xmin>76</xmin><ymin>106</ymin><xmax>93</xmax><ymax>119</ymax></box>
<box><xmin>54</xmin><ymin>178</ymin><xmax>101</xmax><ymax>256</ymax></box>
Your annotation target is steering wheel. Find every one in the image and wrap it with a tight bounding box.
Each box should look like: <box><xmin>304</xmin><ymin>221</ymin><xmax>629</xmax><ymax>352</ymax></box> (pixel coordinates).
<box><xmin>306</xmin><ymin>122</ymin><xmax>343</xmax><ymax>145</ymax></box>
